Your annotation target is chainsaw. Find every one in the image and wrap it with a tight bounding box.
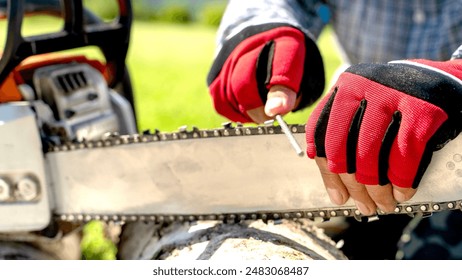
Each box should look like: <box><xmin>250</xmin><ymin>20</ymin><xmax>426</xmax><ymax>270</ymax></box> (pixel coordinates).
<box><xmin>0</xmin><ymin>0</ymin><xmax>461</xmax><ymax>233</ymax></box>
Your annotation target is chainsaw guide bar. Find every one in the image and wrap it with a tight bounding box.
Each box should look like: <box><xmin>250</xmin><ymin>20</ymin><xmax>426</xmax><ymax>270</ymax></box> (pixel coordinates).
<box><xmin>46</xmin><ymin>122</ymin><xmax>462</xmax><ymax>224</ymax></box>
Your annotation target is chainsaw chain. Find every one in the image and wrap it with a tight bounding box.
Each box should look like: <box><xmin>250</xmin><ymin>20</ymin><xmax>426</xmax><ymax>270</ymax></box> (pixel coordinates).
<box><xmin>56</xmin><ymin>200</ymin><xmax>462</xmax><ymax>224</ymax></box>
<box><xmin>48</xmin><ymin>122</ymin><xmax>462</xmax><ymax>223</ymax></box>
<box><xmin>47</xmin><ymin>121</ymin><xmax>297</xmax><ymax>153</ymax></box>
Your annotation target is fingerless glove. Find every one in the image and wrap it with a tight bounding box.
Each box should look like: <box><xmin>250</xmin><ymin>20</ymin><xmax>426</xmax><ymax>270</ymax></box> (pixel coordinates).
<box><xmin>306</xmin><ymin>59</ymin><xmax>462</xmax><ymax>188</ymax></box>
<box><xmin>207</xmin><ymin>24</ymin><xmax>325</xmax><ymax>123</ymax></box>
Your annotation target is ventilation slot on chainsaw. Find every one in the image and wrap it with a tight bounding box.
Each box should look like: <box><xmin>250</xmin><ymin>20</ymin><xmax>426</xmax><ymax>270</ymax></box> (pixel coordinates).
<box><xmin>56</xmin><ymin>71</ymin><xmax>88</xmax><ymax>94</ymax></box>
<box><xmin>32</xmin><ymin>63</ymin><xmax>120</xmax><ymax>141</ymax></box>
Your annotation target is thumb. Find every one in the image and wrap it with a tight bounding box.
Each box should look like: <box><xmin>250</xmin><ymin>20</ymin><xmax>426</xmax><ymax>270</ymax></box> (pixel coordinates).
<box><xmin>264</xmin><ymin>85</ymin><xmax>297</xmax><ymax>117</ymax></box>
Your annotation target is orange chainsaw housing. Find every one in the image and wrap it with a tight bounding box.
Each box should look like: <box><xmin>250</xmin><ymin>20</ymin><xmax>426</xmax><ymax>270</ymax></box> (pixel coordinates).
<box><xmin>0</xmin><ymin>54</ymin><xmax>107</xmax><ymax>103</ymax></box>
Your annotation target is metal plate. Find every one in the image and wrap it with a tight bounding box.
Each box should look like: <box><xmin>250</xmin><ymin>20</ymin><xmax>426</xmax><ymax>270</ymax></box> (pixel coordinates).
<box><xmin>47</xmin><ymin>129</ymin><xmax>462</xmax><ymax>217</ymax></box>
<box><xmin>0</xmin><ymin>103</ymin><xmax>51</xmax><ymax>231</ymax></box>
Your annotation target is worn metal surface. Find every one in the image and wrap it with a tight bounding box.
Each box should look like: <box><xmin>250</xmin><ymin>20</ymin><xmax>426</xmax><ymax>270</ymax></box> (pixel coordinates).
<box><xmin>46</xmin><ymin>123</ymin><xmax>462</xmax><ymax>223</ymax></box>
<box><xmin>0</xmin><ymin>104</ymin><xmax>51</xmax><ymax>231</ymax></box>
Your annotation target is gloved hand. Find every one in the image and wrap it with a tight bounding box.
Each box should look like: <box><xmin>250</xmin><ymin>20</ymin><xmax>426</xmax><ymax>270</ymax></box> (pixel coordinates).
<box><xmin>207</xmin><ymin>24</ymin><xmax>324</xmax><ymax>123</ymax></box>
<box><xmin>306</xmin><ymin>59</ymin><xmax>462</xmax><ymax>215</ymax></box>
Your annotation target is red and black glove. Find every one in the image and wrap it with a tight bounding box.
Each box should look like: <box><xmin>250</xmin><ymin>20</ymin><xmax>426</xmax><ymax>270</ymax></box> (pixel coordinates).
<box><xmin>306</xmin><ymin>59</ymin><xmax>462</xmax><ymax>188</ymax></box>
<box><xmin>207</xmin><ymin>23</ymin><xmax>325</xmax><ymax>123</ymax></box>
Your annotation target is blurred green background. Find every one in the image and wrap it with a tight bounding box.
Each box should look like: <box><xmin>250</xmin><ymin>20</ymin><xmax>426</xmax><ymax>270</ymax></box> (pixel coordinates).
<box><xmin>1</xmin><ymin>0</ymin><xmax>342</xmax><ymax>259</ymax></box>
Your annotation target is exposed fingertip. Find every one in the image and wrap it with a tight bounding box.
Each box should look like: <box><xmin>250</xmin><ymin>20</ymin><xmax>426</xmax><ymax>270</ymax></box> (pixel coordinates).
<box><xmin>393</xmin><ymin>185</ymin><xmax>417</xmax><ymax>203</ymax></box>
<box><xmin>376</xmin><ymin>202</ymin><xmax>397</xmax><ymax>214</ymax></box>
<box><xmin>327</xmin><ymin>188</ymin><xmax>348</xmax><ymax>205</ymax></box>
<box><xmin>355</xmin><ymin>200</ymin><xmax>376</xmax><ymax>216</ymax></box>
<box><xmin>366</xmin><ymin>184</ymin><xmax>396</xmax><ymax>213</ymax></box>
<box><xmin>264</xmin><ymin>96</ymin><xmax>284</xmax><ymax>116</ymax></box>
<box><xmin>314</xmin><ymin>157</ymin><xmax>350</xmax><ymax>205</ymax></box>
<box><xmin>246</xmin><ymin>106</ymin><xmax>271</xmax><ymax>124</ymax></box>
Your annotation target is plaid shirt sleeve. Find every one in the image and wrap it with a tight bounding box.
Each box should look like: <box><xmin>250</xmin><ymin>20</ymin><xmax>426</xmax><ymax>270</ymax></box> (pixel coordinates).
<box><xmin>329</xmin><ymin>0</ymin><xmax>462</xmax><ymax>63</ymax></box>
<box><xmin>215</xmin><ymin>0</ymin><xmax>462</xmax><ymax>64</ymax></box>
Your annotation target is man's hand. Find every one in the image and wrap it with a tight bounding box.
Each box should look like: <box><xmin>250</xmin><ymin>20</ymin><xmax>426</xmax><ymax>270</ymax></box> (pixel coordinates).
<box><xmin>312</xmin><ymin>157</ymin><xmax>417</xmax><ymax>215</ymax></box>
<box><xmin>306</xmin><ymin>59</ymin><xmax>462</xmax><ymax>215</ymax></box>
<box><xmin>207</xmin><ymin>24</ymin><xmax>324</xmax><ymax>123</ymax></box>
<box><xmin>246</xmin><ymin>85</ymin><xmax>298</xmax><ymax>123</ymax></box>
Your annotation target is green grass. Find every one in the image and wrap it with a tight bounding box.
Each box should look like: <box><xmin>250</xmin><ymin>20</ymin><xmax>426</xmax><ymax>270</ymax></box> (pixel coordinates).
<box><xmin>0</xmin><ymin>18</ymin><xmax>342</xmax><ymax>130</ymax></box>
<box><xmin>128</xmin><ymin>22</ymin><xmax>342</xmax><ymax>131</ymax></box>
<box><xmin>81</xmin><ymin>221</ymin><xmax>118</xmax><ymax>260</ymax></box>
<box><xmin>127</xmin><ymin>22</ymin><xmax>228</xmax><ymax>131</ymax></box>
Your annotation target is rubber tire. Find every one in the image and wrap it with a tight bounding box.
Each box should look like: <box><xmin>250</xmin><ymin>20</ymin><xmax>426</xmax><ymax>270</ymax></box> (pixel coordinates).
<box><xmin>0</xmin><ymin>242</ymin><xmax>56</xmax><ymax>260</ymax></box>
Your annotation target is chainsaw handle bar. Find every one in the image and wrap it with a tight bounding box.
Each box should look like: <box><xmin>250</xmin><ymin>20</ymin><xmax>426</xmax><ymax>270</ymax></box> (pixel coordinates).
<box><xmin>0</xmin><ymin>0</ymin><xmax>132</xmax><ymax>88</ymax></box>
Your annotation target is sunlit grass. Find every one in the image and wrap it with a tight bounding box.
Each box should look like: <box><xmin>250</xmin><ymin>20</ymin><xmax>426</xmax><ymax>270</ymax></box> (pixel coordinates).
<box><xmin>128</xmin><ymin>22</ymin><xmax>342</xmax><ymax>131</ymax></box>
<box><xmin>127</xmin><ymin>22</ymin><xmax>228</xmax><ymax>131</ymax></box>
<box><xmin>0</xmin><ymin>19</ymin><xmax>342</xmax><ymax>130</ymax></box>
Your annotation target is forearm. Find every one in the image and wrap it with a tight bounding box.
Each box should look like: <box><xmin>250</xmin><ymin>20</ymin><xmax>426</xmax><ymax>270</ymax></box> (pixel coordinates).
<box><xmin>215</xmin><ymin>0</ymin><xmax>326</xmax><ymax>55</ymax></box>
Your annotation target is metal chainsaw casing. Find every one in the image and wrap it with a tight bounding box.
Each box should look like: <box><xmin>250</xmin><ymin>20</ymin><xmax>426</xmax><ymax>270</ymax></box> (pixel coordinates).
<box><xmin>0</xmin><ymin>0</ymin><xmax>135</xmax><ymax>233</ymax></box>
<box><xmin>32</xmin><ymin>63</ymin><xmax>137</xmax><ymax>140</ymax></box>
<box><xmin>0</xmin><ymin>59</ymin><xmax>138</xmax><ymax>232</ymax></box>
<box><xmin>0</xmin><ymin>103</ymin><xmax>51</xmax><ymax>231</ymax></box>
<box><xmin>33</xmin><ymin>63</ymin><xmax>119</xmax><ymax>141</ymax></box>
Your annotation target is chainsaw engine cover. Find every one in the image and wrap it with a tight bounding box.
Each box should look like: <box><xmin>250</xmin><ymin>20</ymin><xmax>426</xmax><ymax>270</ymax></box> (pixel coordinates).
<box><xmin>33</xmin><ymin>63</ymin><xmax>120</xmax><ymax>141</ymax></box>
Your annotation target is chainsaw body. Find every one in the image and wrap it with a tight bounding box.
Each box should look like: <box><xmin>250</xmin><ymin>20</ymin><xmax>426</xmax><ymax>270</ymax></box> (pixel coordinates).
<box><xmin>0</xmin><ymin>0</ymin><xmax>136</xmax><ymax>232</ymax></box>
<box><xmin>0</xmin><ymin>62</ymin><xmax>136</xmax><ymax>231</ymax></box>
